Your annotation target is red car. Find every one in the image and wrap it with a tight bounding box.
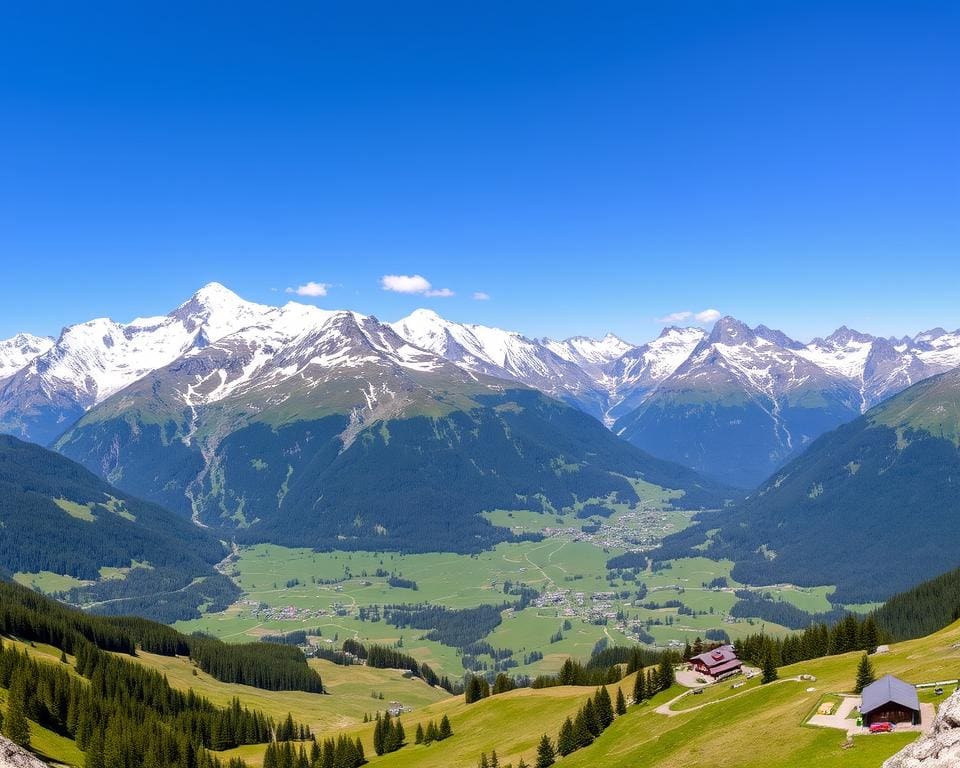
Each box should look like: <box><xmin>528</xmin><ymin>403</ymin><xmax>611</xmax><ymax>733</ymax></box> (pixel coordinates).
<box><xmin>869</xmin><ymin>722</ymin><xmax>894</xmax><ymax>733</ymax></box>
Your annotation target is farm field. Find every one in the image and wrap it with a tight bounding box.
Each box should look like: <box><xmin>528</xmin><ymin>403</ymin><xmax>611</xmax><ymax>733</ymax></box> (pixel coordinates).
<box><xmin>177</xmin><ymin>535</ymin><xmax>801</xmax><ymax>679</ymax></box>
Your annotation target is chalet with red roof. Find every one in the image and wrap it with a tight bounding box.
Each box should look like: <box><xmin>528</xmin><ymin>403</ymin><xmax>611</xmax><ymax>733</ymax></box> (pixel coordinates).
<box><xmin>691</xmin><ymin>644</ymin><xmax>742</xmax><ymax>680</ymax></box>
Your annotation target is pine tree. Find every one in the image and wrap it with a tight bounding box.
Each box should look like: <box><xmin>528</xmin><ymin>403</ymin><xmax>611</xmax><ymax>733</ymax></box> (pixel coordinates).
<box><xmin>761</xmin><ymin>653</ymin><xmax>778</xmax><ymax>684</ymax></box>
<box><xmin>557</xmin><ymin>717</ymin><xmax>575</xmax><ymax>756</ymax></box>
<box><xmin>573</xmin><ymin>709</ymin><xmax>593</xmax><ymax>748</ymax></box>
<box><xmin>861</xmin><ymin>617</ymin><xmax>880</xmax><ymax>655</ymax></box>
<box><xmin>657</xmin><ymin>656</ymin><xmax>675</xmax><ymax>691</ymax></box>
<box><xmin>263</xmin><ymin>742</ymin><xmax>279</xmax><ymax>768</ymax></box>
<box><xmin>583</xmin><ymin>698</ymin><xmax>600</xmax><ymax>737</ymax></box>
<box><xmin>415</xmin><ymin>723</ymin><xmax>425</xmax><ymax>744</ymax></box>
<box><xmin>490</xmin><ymin>749</ymin><xmax>500</xmax><ymax>768</ymax></box>
<box><xmin>3</xmin><ymin>671</ymin><xmax>31</xmax><ymax>749</ymax></box>
<box><xmin>535</xmin><ymin>734</ymin><xmax>555</xmax><ymax>768</ymax></box>
<box><xmin>615</xmin><ymin>686</ymin><xmax>627</xmax><ymax>715</ymax></box>
<box><xmin>595</xmin><ymin>686</ymin><xmax>614</xmax><ymax>730</ymax></box>
<box><xmin>632</xmin><ymin>668</ymin><xmax>646</xmax><ymax>704</ymax></box>
<box><xmin>854</xmin><ymin>653</ymin><xmax>876</xmax><ymax>694</ymax></box>
<box><xmin>478</xmin><ymin>752</ymin><xmax>490</xmax><ymax>768</ymax></box>
<box><xmin>439</xmin><ymin>714</ymin><xmax>452</xmax><ymax>740</ymax></box>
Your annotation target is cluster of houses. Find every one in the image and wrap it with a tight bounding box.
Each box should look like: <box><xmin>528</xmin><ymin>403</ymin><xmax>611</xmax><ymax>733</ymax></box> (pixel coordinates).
<box><xmin>541</xmin><ymin>508</ymin><xmax>681</xmax><ymax>551</ymax></box>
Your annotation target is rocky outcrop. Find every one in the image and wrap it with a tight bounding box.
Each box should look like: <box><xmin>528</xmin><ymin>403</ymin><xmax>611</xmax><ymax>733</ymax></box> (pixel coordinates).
<box><xmin>0</xmin><ymin>736</ymin><xmax>50</xmax><ymax>768</ymax></box>
<box><xmin>883</xmin><ymin>689</ymin><xmax>960</xmax><ymax>767</ymax></box>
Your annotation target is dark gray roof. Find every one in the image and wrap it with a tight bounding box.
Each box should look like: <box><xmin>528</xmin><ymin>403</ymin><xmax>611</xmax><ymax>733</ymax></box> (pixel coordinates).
<box><xmin>861</xmin><ymin>674</ymin><xmax>919</xmax><ymax>715</ymax></box>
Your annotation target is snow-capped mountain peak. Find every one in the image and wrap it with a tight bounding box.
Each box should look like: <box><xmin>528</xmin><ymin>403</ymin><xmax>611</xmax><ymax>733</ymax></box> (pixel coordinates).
<box><xmin>390</xmin><ymin>309</ymin><xmax>610</xmax><ymax>419</ymax></box>
<box><xmin>0</xmin><ymin>284</ymin><xmax>276</xmax><ymax>443</ymax></box>
<box><xmin>707</xmin><ymin>316</ymin><xmax>755</xmax><ymax>345</ymax></box>
<box><xmin>542</xmin><ymin>333</ymin><xmax>635</xmax><ymax>371</ymax></box>
<box><xmin>0</xmin><ymin>333</ymin><xmax>54</xmax><ymax>381</ymax></box>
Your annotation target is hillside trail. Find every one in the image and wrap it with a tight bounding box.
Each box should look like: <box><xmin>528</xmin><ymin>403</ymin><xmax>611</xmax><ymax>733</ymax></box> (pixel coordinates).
<box><xmin>655</xmin><ymin>676</ymin><xmax>802</xmax><ymax>717</ymax></box>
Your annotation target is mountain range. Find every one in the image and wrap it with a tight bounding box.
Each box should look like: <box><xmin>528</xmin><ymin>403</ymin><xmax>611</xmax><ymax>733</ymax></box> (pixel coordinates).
<box><xmin>657</xmin><ymin>365</ymin><xmax>960</xmax><ymax>602</ymax></box>
<box><xmin>2</xmin><ymin>283</ymin><xmax>960</xmax><ymax>491</ymax></box>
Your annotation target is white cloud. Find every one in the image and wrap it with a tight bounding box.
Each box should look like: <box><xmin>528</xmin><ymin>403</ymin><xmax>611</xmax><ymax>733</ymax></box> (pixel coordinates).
<box><xmin>694</xmin><ymin>308</ymin><xmax>722</xmax><ymax>323</ymax></box>
<box><xmin>380</xmin><ymin>274</ymin><xmax>453</xmax><ymax>297</ymax></box>
<box><xmin>473</xmin><ymin>291</ymin><xmax>491</xmax><ymax>301</ymax></box>
<box><xmin>286</xmin><ymin>281</ymin><xmax>330</xmax><ymax>297</ymax></box>
<box><xmin>657</xmin><ymin>308</ymin><xmax>722</xmax><ymax>325</ymax></box>
<box><xmin>380</xmin><ymin>274</ymin><xmax>432</xmax><ymax>294</ymax></box>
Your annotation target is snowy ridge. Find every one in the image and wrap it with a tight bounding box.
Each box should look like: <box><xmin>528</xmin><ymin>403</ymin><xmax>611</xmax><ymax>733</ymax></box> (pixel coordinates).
<box><xmin>390</xmin><ymin>309</ymin><xmax>609</xmax><ymax>418</ymax></box>
<box><xmin>0</xmin><ymin>333</ymin><xmax>53</xmax><ymax>381</ymax></box>
<box><xmin>3</xmin><ymin>284</ymin><xmax>960</xmax><ymax>449</ymax></box>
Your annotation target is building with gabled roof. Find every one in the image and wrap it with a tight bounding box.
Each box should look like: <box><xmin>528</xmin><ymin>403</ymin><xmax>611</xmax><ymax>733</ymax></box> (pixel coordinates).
<box><xmin>860</xmin><ymin>674</ymin><xmax>920</xmax><ymax>726</ymax></box>
<box><xmin>690</xmin><ymin>644</ymin><xmax>742</xmax><ymax>680</ymax></box>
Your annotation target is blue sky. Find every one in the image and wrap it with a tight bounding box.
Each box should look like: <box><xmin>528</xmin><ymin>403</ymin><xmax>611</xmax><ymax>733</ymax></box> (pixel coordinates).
<box><xmin>1</xmin><ymin>1</ymin><xmax>957</xmax><ymax>343</ymax></box>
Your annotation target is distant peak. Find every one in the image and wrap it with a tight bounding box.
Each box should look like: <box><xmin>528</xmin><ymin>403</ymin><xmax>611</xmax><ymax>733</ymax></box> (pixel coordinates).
<box><xmin>914</xmin><ymin>327</ymin><xmax>948</xmax><ymax>343</ymax></box>
<box><xmin>825</xmin><ymin>326</ymin><xmax>874</xmax><ymax>345</ymax></box>
<box><xmin>753</xmin><ymin>324</ymin><xmax>802</xmax><ymax>349</ymax></box>
<box><xmin>406</xmin><ymin>307</ymin><xmax>444</xmax><ymax>320</ymax></box>
<box><xmin>708</xmin><ymin>316</ymin><xmax>754</xmax><ymax>344</ymax></box>
<box><xmin>172</xmin><ymin>282</ymin><xmax>251</xmax><ymax>318</ymax></box>
<box><xmin>189</xmin><ymin>281</ymin><xmax>242</xmax><ymax>305</ymax></box>
<box><xmin>657</xmin><ymin>325</ymin><xmax>703</xmax><ymax>339</ymax></box>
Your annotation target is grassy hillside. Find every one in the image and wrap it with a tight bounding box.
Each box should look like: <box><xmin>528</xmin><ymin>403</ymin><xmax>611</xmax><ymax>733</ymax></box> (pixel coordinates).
<box><xmin>8</xmin><ymin>600</ymin><xmax>960</xmax><ymax>767</ymax></box>
<box><xmin>355</xmin><ymin>616</ymin><xmax>960</xmax><ymax>768</ymax></box>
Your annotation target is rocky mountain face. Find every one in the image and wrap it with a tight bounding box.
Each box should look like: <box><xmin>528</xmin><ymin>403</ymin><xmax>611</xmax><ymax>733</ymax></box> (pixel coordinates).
<box><xmin>883</xmin><ymin>688</ymin><xmax>960</xmax><ymax>767</ymax></box>
<box><xmin>614</xmin><ymin>317</ymin><xmax>863</xmax><ymax>487</ymax></box>
<box><xmin>0</xmin><ymin>284</ymin><xmax>271</xmax><ymax>445</ymax></box>
<box><xmin>799</xmin><ymin>326</ymin><xmax>960</xmax><ymax>410</ymax></box>
<box><xmin>657</xmin><ymin>367</ymin><xmax>960</xmax><ymax>602</ymax></box>
<box><xmin>2</xmin><ymin>284</ymin><xmax>959</xmax><ymax>491</ymax></box>
<box><xmin>55</xmin><ymin>299</ymin><xmax>730</xmax><ymax>552</ymax></box>
<box><xmin>0</xmin><ymin>735</ymin><xmax>51</xmax><ymax>768</ymax></box>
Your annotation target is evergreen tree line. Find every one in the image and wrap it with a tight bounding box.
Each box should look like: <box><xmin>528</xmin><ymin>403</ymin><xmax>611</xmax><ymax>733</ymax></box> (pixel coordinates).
<box><xmin>734</xmin><ymin>613</ymin><xmax>881</xmax><ymax>669</ymax></box>
<box><xmin>586</xmin><ymin>643</ymin><xmax>675</xmax><ymax>672</ymax></box>
<box><xmin>413</xmin><ymin>715</ymin><xmax>453</xmax><ymax>745</ymax></box>
<box><xmin>530</xmin><ymin>657</ymin><xmax>623</xmax><ymax>689</ymax></box>
<box><xmin>352</xmin><ymin>641</ymin><xmax>458</xmax><ymax>694</ymax></box>
<box><xmin>262</xmin><ymin>736</ymin><xmax>365</xmax><ymax>768</ymax></box>
<box><xmin>556</xmin><ymin>686</ymin><xmax>616</xmax><ymax>755</ymax></box>
<box><xmin>0</xmin><ymin>581</ymin><xmax>323</xmax><ymax>693</ymax></box>
<box><xmin>189</xmin><ymin>636</ymin><xmax>324</xmax><ymax>693</ymax></box>
<box><xmin>71</xmin><ymin>572</ymin><xmax>241</xmax><ymax>624</ymax></box>
<box><xmin>0</xmin><ymin>636</ymin><xmax>315</xmax><ymax>768</ymax></box>
<box><xmin>729</xmin><ymin>591</ymin><xmax>849</xmax><ymax>629</ymax></box>
<box><xmin>372</xmin><ymin>712</ymin><xmax>405</xmax><ymax>755</ymax></box>
<box><xmin>871</xmin><ymin>563</ymin><xmax>960</xmax><ymax>641</ymax></box>
<box><xmin>383</xmin><ymin>604</ymin><xmax>508</xmax><ymax>648</ymax></box>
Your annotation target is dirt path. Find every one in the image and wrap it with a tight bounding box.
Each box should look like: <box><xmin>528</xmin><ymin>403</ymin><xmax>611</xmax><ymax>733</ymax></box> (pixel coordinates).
<box><xmin>655</xmin><ymin>677</ymin><xmax>803</xmax><ymax>717</ymax></box>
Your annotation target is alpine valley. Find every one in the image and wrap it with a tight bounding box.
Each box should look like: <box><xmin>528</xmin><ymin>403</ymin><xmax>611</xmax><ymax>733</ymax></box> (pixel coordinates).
<box><xmin>5</xmin><ymin>283</ymin><xmax>960</xmax><ymax>768</ymax></box>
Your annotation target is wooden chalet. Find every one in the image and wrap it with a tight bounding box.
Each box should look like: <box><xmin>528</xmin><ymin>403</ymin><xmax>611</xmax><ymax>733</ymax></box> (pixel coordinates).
<box><xmin>860</xmin><ymin>675</ymin><xmax>921</xmax><ymax>726</ymax></box>
<box><xmin>690</xmin><ymin>644</ymin><xmax>742</xmax><ymax>680</ymax></box>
